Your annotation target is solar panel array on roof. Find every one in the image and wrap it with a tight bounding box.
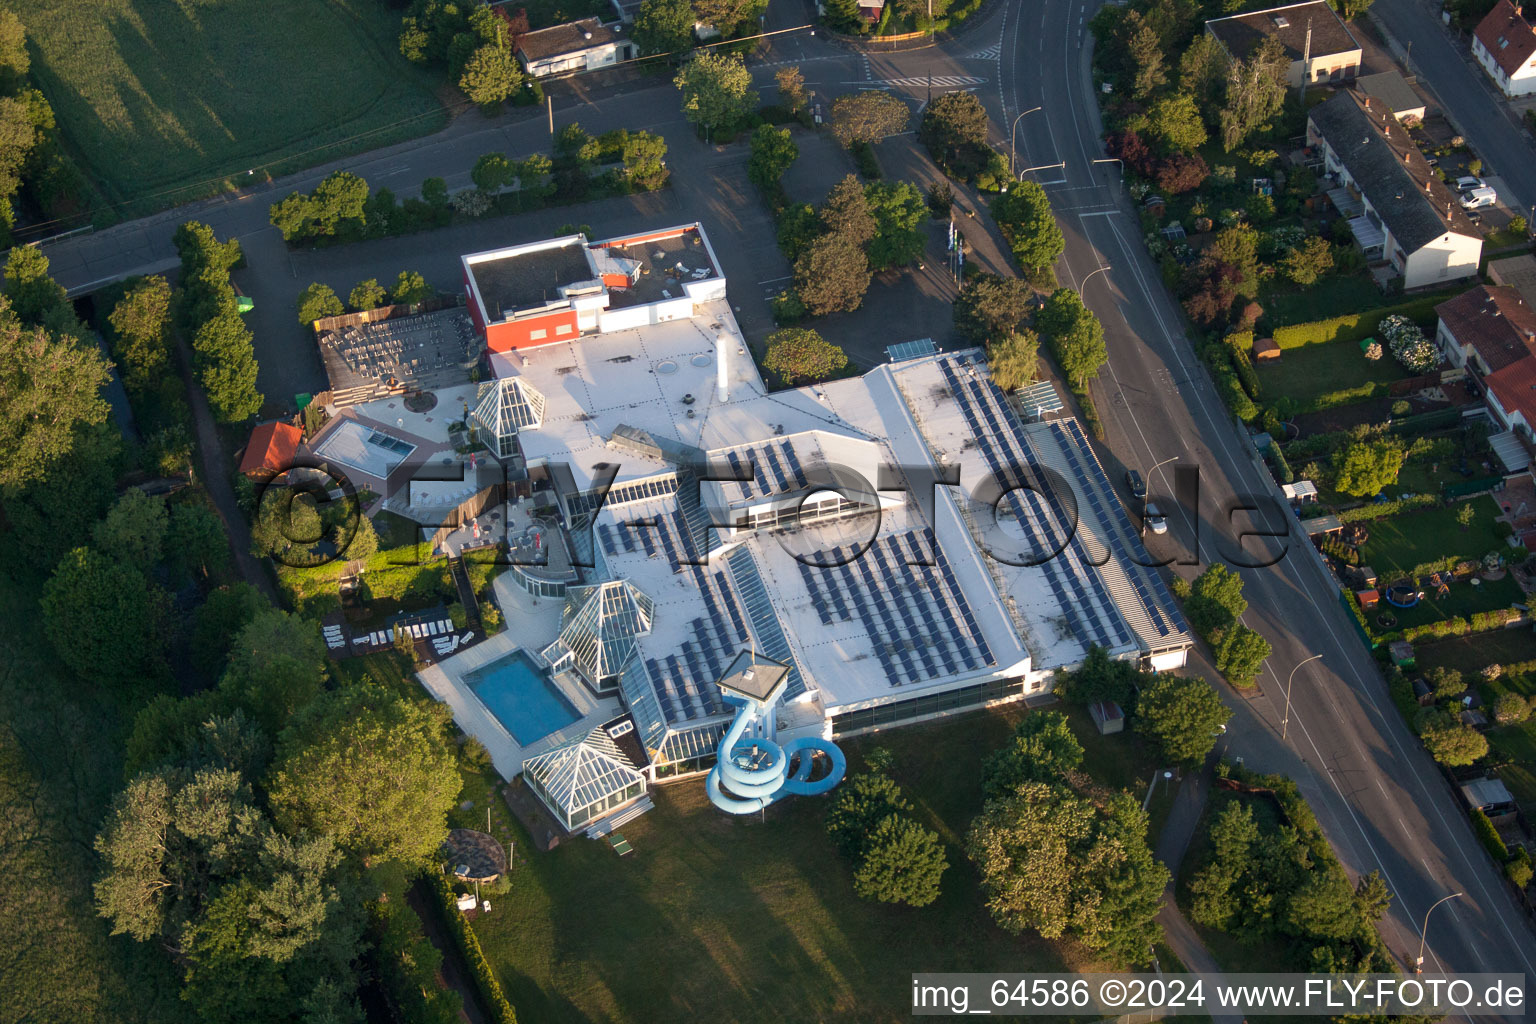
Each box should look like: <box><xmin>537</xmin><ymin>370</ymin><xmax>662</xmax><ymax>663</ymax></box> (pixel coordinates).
<box><xmin>722</xmin><ymin>440</ymin><xmax>812</xmax><ymax>503</ymax></box>
<box><xmin>886</xmin><ymin>338</ymin><xmax>938</xmax><ymax>363</ymax></box>
<box><xmin>641</xmin><ymin>511</ymin><xmax>753</xmax><ymax>725</ymax></box>
<box><xmin>939</xmin><ymin>358</ymin><xmax>1133</xmax><ymax>653</ymax></box>
<box><xmin>797</xmin><ymin>527</ymin><xmax>993</xmax><ymax>685</ymax></box>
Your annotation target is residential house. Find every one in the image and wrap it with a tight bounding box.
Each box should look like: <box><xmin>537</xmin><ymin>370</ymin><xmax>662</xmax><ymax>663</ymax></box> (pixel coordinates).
<box><xmin>1307</xmin><ymin>91</ymin><xmax>1482</xmax><ymax>290</ymax></box>
<box><xmin>1205</xmin><ymin>0</ymin><xmax>1361</xmax><ymax>88</ymax></box>
<box><xmin>1434</xmin><ymin>284</ymin><xmax>1536</xmax><ymax>438</ymax></box>
<box><xmin>1356</xmin><ymin>70</ymin><xmax>1427</xmax><ymax>122</ymax></box>
<box><xmin>1473</xmin><ymin>0</ymin><xmax>1536</xmax><ymax>98</ymax></box>
<box><xmin>515</xmin><ymin>18</ymin><xmax>633</xmax><ymax>78</ymax></box>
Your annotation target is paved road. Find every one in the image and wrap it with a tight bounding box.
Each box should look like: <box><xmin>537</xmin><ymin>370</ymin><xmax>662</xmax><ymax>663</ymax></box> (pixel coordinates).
<box><xmin>980</xmin><ymin>0</ymin><xmax>1536</xmax><ymax>986</ymax></box>
<box><xmin>1374</xmin><ymin>0</ymin><xmax>1536</xmax><ymax>219</ymax></box>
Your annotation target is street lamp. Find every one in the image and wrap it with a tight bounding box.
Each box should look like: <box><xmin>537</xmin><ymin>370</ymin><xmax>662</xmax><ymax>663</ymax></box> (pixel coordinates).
<box><xmin>1010</xmin><ymin>107</ymin><xmax>1042</xmax><ymax>177</ymax></box>
<box><xmin>1080</xmin><ymin>263</ymin><xmax>1112</xmax><ymax>295</ymax></box>
<box><xmin>1281</xmin><ymin>652</ymin><xmax>1324</xmax><ymax>741</ymax></box>
<box><xmin>1414</xmin><ymin>892</ymin><xmax>1462</xmax><ymax>972</ymax></box>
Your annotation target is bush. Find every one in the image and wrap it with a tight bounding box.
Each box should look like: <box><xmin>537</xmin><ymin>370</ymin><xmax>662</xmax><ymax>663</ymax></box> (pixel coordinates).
<box><xmin>1508</xmin><ymin>848</ymin><xmax>1534</xmax><ymax>890</ymax></box>
<box><xmin>424</xmin><ymin>872</ymin><xmax>519</xmax><ymax>1023</ymax></box>
<box><xmin>1470</xmin><ymin>807</ymin><xmax>1509</xmax><ymax>863</ymax></box>
<box><xmin>850</xmin><ymin>139</ymin><xmax>882</xmax><ymax>180</ymax></box>
<box><xmin>1336</xmin><ymin>494</ymin><xmax>1438</xmax><ymax>523</ymax></box>
<box><xmin>1381</xmin><ymin>314</ymin><xmax>1438</xmax><ymax>373</ymax></box>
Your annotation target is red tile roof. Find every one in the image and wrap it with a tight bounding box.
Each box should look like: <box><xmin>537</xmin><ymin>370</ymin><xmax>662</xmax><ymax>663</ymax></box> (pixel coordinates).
<box><xmin>1476</xmin><ymin>0</ymin><xmax>1536</xmax><ymax>78</ymax></box>
<box><xmin>239</xmin><ymin>421</ymin><xmax>303</xmax><ymax>476</ymax></box>
<box><xmin>1436</xmin><ymin>284</ymin><xmax>1536</xmax><ymax>371</ymax></box>
<box><xmin>1486</xmin><ymin>356</ymin><xmax>1536</xmax><ymax>429</ymax></box>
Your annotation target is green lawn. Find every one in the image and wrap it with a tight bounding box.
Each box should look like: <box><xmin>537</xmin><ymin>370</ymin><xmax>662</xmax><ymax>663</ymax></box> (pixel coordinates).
<box><xmin>14</xmin><ymin>0</ymin><xmax>446</xmax><ymax>211</ymax></box>
<box><xmin>1254</xmin><ymin>339</ymin><xmax>1409</xmax><ymax>411</ymax></box>
<box><xmin>467</xmin><ymin>702</ymin><xmax>1171</xmax><ymax>1023</ymax></box>
<box><xmin>1415</xmin><ymin>629</ymin><xmax>1536</xmax><ymax>676</ymax></box>
<box><xmin>1260</xmin><ymin>275</ymin><xmax>1388</xmax><ymax>327</ymax></box>
<box><xmin>1357</xmin><ymin>500</ymin><xmax>1507</xmax><ymax>578</ymax></box>
<box><xmin>519</xmin><ymin>0</ymin><xmax>616</xmax><ymax>29</ymax></box>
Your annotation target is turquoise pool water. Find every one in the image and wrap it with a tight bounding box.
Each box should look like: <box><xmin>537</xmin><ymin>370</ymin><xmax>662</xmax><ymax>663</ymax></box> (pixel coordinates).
<box><xmin>465</xmin><ymin>651</ymin><xmax>579</xmax><ymax>745</ymax></box>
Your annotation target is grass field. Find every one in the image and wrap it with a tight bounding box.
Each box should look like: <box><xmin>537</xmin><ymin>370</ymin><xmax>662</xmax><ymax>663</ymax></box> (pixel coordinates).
<box><xmin>465</xmin><ymin>702</ymin><xmax>1171</xmax><ymax>1023</ymax></box>
<box><xmin>13</xmin><ymin>0</ymin><xmax>446</xmax><ymax>213</ymax></box>
<box><xmin>1254</xmin><ymin>339</ymin><xmax>1410</xmax><ymax>411</ymax></box>
<box><xmin>1260</xmin><ymin>275</ymin><xmax>1389</xmax><ymax>328</ymax></box>
<box><xmin>1358</xmin><ymin>500</ymin><xmax>1507</xmax><ymax>578</ymax></box>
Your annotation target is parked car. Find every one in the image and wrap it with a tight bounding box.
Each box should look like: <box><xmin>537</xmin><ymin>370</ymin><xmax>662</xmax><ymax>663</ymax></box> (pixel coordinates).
<box><xmin>1460</xmin><ymin>186</ymin><xmax>1497</xmax><ymax>210</ymax></box>
<box><xmin>1143</xmin><ymin>502</ymin><xmax>1168</xmax><ymax>535</ymax></box>
<box><xmin>1126</xmin><ymin>469</ymin><xmax>1146</xmax><ymax>500</ymax></box>
<box><xmin>1455</xmin><ymin>175</ymin><xmax>1486</xmax><ymax>192</ymax></box>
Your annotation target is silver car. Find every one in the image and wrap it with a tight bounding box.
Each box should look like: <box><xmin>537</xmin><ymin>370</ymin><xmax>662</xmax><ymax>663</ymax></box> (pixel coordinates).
<box><xmin>1143</xmin><ymin>502</ymin><xmax>1169</xmax><ymax>535</ymax></box>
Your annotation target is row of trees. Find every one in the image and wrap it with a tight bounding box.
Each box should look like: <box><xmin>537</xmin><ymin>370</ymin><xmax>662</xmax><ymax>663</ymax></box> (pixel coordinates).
<box><xmin>633</xmin><ymin>0</ymin><xmax>769</xmax><ymax>55</ymax></box>
<box><xmin>175</xmin><ymin>221</ymin><xmax>263</xmax><ymax>423</ymax></box>
<box><xmin>991</xmin><ymin>180</ymin><xmax>1064</xmax><ymax>278</ymax></box>
<box><xmin>0</xmin><ymin>12</ymin><xmax>93</xmax><ymax>243</ymax></box>
<box><xmin>825</xmin><ymin>750</ymin><xmax>949</xmax><ymax>907</ymax></box>
<box><xmin>296</xmin><ymin>270</ymin><xmax>436</xmax><ymax>326</ymax></box>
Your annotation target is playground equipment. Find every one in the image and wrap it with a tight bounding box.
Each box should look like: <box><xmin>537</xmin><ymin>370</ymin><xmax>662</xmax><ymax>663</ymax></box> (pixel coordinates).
<box><xmin>1385</xmin><ymin>580</ymin><xmax>1421</xmax><ymax>608</ymax></box>
<box><xmin>706</xmin><ymin>651</ymin><xmax>846</xmax><ymax>815</ymax></box>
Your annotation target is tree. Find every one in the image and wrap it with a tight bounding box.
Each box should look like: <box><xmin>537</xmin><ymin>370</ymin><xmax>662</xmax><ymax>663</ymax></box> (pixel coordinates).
<box><xmin>829</xmin><ymin>90</ymin><xmax>910</xmax><ymax>147</ymax></box>
<box><xmin>793</xmin><ymin>234</ymin><xmax>872</xmax><ymax>316</ymax></box>
<box><xmin>820</xmin><ymin>174</ymin><xmax>876</xmax><ymax>247</ymax></box>
<box><xmin>919</xmin><ymin>92</ymin><xmax>990</xmax><ymax>161</ymax></box>
<box><xmin>1426</xmin><ymin>667</ymin><xmax>1464</xmax><ymax>700</ymax></box>
<box><xmin>1334</xmin><ymin>440</ymin><xmax>1404</xmax><ymax>498</ymax></box>
<box><xmin>471</xmin><ymin>152</ymin><xmax>516</xmax><ymax>192</ymax></box>
<box><xmin>968</xmin><ymin>781</ymin><xmax>1166</xmax><ymax>966</ymax></box>
<box><xmin>1419</xmin><ymin>712</ymin><xmax>1488</xmax><ymax>766</ymax></box>
<box><xmin>1154</xmin><ymin>152</ymin><xmax>1210</xmax><ymax>194</ymax></box>
<box><xmin>0</xmin><ymin>299</ymin><xmax>111</xmax><ymax>489</ymax></box>
<box><xmin>748</xmin><ymin>124</ymin><xmax>798</xmax><ymax>191</ymax></box>
<box><xmin>1121</xmin><ymin>11</ymin><xmax>1167</xmax><ymax>98</ymax></box>
<box><xmin>190</xmin><ymin>583</ymin><xmax>269</xmax><ymax>681</ymax></box>
<box><xmin>221</xmin><ymin>608</ymin><xmax>329</xmax><ymax>735</ymax></box>
<box><xmin>635</xmin><ymin>0</ymin><xmax>696</xmax><ymax>56</ymax></box>
<box><xmin>1185</xmin><ymin>563</ymin><xmax>1246</xmax><ymax>636</ymax></box>
<box><xmin>1219</xmin><ymin>36</ymin><xmax>1288</xmax><ymax>152</ymax></box>
<box><xmin>987</xmin><ymin>330</ymin><xmax>1040</xmax><ymax>392</ymax></box>
<box><xmin>776</xmin><ymin>65</ymin><xmax>808</xmax><ymax>113</ymax></box>
<box><xmin>1214</xmin><ymin>623</ymin><xmax>1271</xmax><ymax>688</ymax></box>
<box><xmin>1281</xmin><ymin>235</ymin><xmax>1333</xmax><ymax>286</ymax></box>
<box><xmin>167</xmin><ymin>501</ymin><xmax>229</xmax><ymax>582</ymax></box>
<box><xmin>459</xmin><ymin>43</ymin><xmax>522</xmax><ymax>108</ymax></box>
<box><xmin>826</xmin><ymin>768</ymin><xmax>912</xmax><ymax>857</ymax></box>
<box><xmin>0</xmin><ymin>10</ymin><xmax>28</xmax><ymax>94</ymax></box>
<box><xmin>1065</xmin><ymin>644</ymin><xmax>1142</xmax><ymax>706</ymax></box>
<box><xmin>983</xmin><ymin>710</ymin><xmax>1084</xmax><ymax>798</ymax></box>
<box><xmin>108</xmin><ymin>275</ymin><xmax>173</xmax><ymax>391</ymax></box>
<box><xmin>268</xmin><ymin>685</ymin><xmax>461</xmax><ymax>862</ymax></box>
<box><xmin>392</xmin><ymin>270</ymin><xmax>434</xmax><ymax>307</ymax></box>
<box><xmin>1147</xmin><ymin>93</ymin><xmax>1207</xmax><ymax>153</ymax></box>
<box><xmin>1136</xmin><ymin>675</ymin><xmax>1231</xmax><ymax>766</ymax></box>
<box><xmin>1037</xmin><ymin>288</ymin><xmax>1107</xmax><ymax>386</ymax></box>
<box><xmin>1180</xmin><ymin>33</ymin><xmax>1227</xmax><ymax>109</ymax></box>
<box><xmin>4</xmin><ymin>244</ymin><xmax>77</xmax><ymax>337</ymax></box>
<box><xmin>762</xmin><ymin>326</ymin><xmax>849</xmax><ymax>383</ymax></box>
<box><xmin>893</xmin><ymin>0</ymin><xmax>952</xmax><ymax>22</ymax></box>
<box><xmin>693</xmin><ymin>0</ymin><xmax>765</xmax><ymax>32</ymax></box>
<box><xmin>675</xmin><ymin>51</ymin><xmax>755</xmax><ymax>139</ymax></box>
<box><xmin>1332</xmin><ymin>0</ymin><xmax>1374</xmax><ymax>19</ymax></box>
<box><xmin>349</xmin><ymin>278</ymin><xmax>388</xmax><ymax>312</ymax></box>
<box><xmin>1494</xmin><ymin>692</ymin><xmax>1531</xmax><ymax>725</ymax></box>
<box><xmin>93</xmin><ymin>488</ymin><xmax>167</xmax><ymax>568</ymax></box>
<box><xmin>954</xmin><ymin>273</ymin><xmax>1033</xmax><ymax>344</ymax></box>
<box><xmin>991</xmin><ymin>181</ymin><xmax>1064</xmax><ymax>271</ymax></box>
<box><xmin>622</xmin><ymin>130</ymin><xmax>669</xmax><ymax>190</ymax></box>
<box><xmin>42</xmin><ymin>546</ymin><xmax>164</xmax><ymax>689</ymax></box>
<box><xmin>191</xmin><ymin>311</ymin><xmax>262</xmax><ymax>423</ymax></box>
<box><xmin>1456</xmin><ymin>502</ymin><xmax>1476</xmax><ymax>529</ymax></box>
<box><xmin>297</xmin><ymin>282</ymin><xmax>344</xmax><ymax>326</ymax></box>
<box><xmin>823</xmin><ymin>0</ymin><xmax>863</xmax><ymax>31</ymax></box>
<box><xmin>852</xmin><ymin>815</ymin><xmax>948</xmax><ymax>907</ymax></box>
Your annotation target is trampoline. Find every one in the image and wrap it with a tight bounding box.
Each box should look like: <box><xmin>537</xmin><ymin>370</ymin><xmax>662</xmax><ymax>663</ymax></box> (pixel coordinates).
<box><xmin>1384</xmin><ymin>581</ymin><xmax>1420</xmax><ymax>608</ymax></box>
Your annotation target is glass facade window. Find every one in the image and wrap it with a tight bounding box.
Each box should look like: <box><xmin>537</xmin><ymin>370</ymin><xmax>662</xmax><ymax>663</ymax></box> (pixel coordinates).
<box><xmin>830</xmin><ymin>676</ymin><xmax>1025</xmax><ymax>735</ymax></box>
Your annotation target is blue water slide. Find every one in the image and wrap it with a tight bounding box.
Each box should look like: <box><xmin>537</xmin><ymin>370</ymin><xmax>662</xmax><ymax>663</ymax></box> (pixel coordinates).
<box><xmin>705</xmin><ymin>701</ymin><xmax>846</xmax><ymax>814</ymax></box>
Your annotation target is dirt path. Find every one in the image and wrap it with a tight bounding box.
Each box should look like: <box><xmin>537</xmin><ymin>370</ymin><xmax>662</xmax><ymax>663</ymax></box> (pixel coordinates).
<box><xmin>176</xmin><ymin>335</ymin><xmax>280</xmax><ymax>605</ymax></box>
<box><xmin>406</xmin><ymin>878</ymin><xmax>491</xmax><ymax>1024</ymax></box>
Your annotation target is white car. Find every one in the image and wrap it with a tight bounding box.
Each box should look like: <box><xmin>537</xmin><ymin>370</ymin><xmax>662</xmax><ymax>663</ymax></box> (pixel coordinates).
<box><xmin>1454</xmin><ymin>175</ymin><xmax>1486</xmax><ymax>193</ymax></box>
<box><xmin>1143</xmin><ymin>502</ymin><xmax>1169</xmax><ymax>536</ymax></box>
<box><xmin>1460</xmin><ymin>186</ymin><xmax>1497</xmax><ymax>210</ymax></box>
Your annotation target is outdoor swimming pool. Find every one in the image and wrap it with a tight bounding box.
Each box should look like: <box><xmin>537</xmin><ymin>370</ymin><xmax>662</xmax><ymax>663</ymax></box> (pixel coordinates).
<box><xmin>465</xmin><ymin>651</ymin><xmax>580</xmax><ymax>745</ymax></box>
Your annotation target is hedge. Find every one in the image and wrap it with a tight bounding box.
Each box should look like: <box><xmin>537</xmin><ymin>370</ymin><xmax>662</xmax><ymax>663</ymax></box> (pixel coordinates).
<box><xmin>1313</xmin><ymin>381</ymin><xmax>1385</xmax><ymax>410</ymax></box>
<box><xmin>1336</xmin><ymin>494</ymin><xmax>1438</xmax><ymax>523</ymax></box>
<box><xmin>1073</xmin><ymin>384</ymin><xmax>1106</xmax><ymax>440</ymax></box>
<box><xmin>425</xmin><ymin>872</ymin><xmax>519</xmax><ymax>1024</ymax></box>
<box><xmin>1268</xmin><ymin>443</ymin><xmax>1294</xmax><ymax>484</ymax></box>
<box><xmin>1402</xmin><ymin>609</ymin><xmax>1523</xmax><ymax>642</ymax></box>
<box><xmin>1231</xmin><ymin>347</ymin><xmax>1261</xmax><ymax>401</ymax></box>
<box><xmin>1271</xmin><ymin>294</ymin><xmax>1451</xmax><ymax>350</ymax></box>
<box><xmin>1470</xmin><ymin>808</ymin><xmax>1510</xmax><ymax>864</ymax></box>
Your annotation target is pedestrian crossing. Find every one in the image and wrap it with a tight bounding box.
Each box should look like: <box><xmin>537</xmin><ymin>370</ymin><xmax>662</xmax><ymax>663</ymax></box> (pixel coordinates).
<box><xmin>876</xmin><ymin>74</ymin><xmax>986</xmax><ymax>88</ymax></box>
<box><xmin>967</xmin><ymin>43</ymin><xmax>1002</xmax><ymax>60</ymax></box>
